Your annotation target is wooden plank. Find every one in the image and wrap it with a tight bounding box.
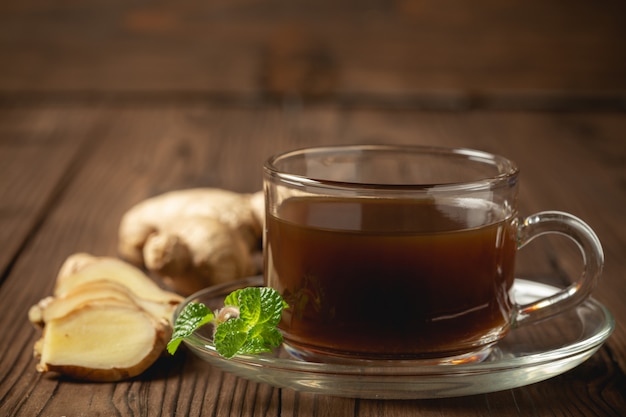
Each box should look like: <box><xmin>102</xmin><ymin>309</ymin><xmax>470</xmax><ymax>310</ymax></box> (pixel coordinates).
<box><xmin>0</xmin><ymin>106</ymin><xmax>624</xmax><ymax>416</ymax></box>
<box><xmin>0</xmin><ymin>109</ymin><xmax>95</xmax><ymax>279</ymax></box>
<box><xmin>0</xmin><ymin>1</ymin><xmax>625</xmax><ymax>99</ymax></box>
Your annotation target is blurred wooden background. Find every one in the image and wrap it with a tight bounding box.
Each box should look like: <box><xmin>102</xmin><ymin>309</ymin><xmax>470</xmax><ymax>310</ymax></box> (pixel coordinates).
<box><xmin>1</xmin><ymin>0</ymin><xmax>625</xmax><ymax>106</ymax></box>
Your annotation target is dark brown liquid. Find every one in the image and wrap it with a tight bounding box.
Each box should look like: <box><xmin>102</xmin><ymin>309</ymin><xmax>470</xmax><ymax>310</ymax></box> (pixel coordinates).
<box><xmin>265</xmin><ymin>197</ymin><xmax>518</xmax><ymax>359</ymax></box>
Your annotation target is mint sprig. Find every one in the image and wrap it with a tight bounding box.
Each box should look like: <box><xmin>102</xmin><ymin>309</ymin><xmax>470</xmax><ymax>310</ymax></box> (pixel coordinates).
<box><xmin>167</xmin><ymin>302</ymin><xmax>214</xmax><ymax>354</ymax></box>
<box><xmin>167</xmin><ymin>287</ymin><xmax>288</xmax><ymax>359</ymax></box>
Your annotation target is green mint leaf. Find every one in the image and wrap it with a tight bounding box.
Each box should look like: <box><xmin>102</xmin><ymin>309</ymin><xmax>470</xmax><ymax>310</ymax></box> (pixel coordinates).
<box><xmin>167</xmin><ymin>287</ymin><xmax>288</xmax><ymax>359</ymax></box>
<box><xmin>218</xmin><ymin>287</ymin><xmax>288</xmax><ymax>357</ymax></box>
<box><xmin>248</xmin><ymin>324</ymin><xmax>284</xmax><ymax>349</ymax></box>
<box><xmin>259</xmin><ymin>287</ymin><xmax>289</xmax><ymax>327</ymax></box>
<box><xmin>213</xmin><ymin>318</ymin><xmax>249</xmax><ymax>358</ymax></box>
<box><xmin>225</xmin><ymin>287</ymin><xmax>262</xmax><ymax>326</ymax></box>
<box><xmin>213</xmin><ymin>316</ymin><xmax>282</xmax><ymax>359</ymax></box>
<box><xmin>167</xmin><ymin>302</ymin><xmax>214</xmax><ymax>355</ymax></box>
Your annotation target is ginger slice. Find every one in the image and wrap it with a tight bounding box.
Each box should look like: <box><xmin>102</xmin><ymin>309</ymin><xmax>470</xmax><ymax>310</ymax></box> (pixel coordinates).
<box><xmin>37</xmin><ymin>303</ymin><xmax>170</xmax><ymax>382</ymax></box>
<box><xmin>30</xmin><ymin>253</ymin><xmax>183</xmax><ymax>382</ymax></box>
<box><xmin>56</xmin><ymin>252</ymin><xmax>100</xmax><ymax>281</ymax></box>
<box><xmin>31</xmin><ymin>296</ymin><xmax>136</xmax><ymax>358</ymax></box>
<box><xmin>30</xmin><ymin>279</ymin><xmax>177</xmax><ymax>326</ymax></box>
<box><xmin>30</xmin><ymin>280</ymin><xmax>136</xmax><ymax>326</ymax></box>
<box><xmin>54</xmin><ymin>256</ymin><xmax>182</xmax><ymax>305</ymax></box>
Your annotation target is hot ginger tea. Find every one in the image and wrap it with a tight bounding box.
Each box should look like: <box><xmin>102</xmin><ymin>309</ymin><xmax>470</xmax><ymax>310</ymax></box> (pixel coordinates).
<box><xmin>265</xmin><ymin>196</ymin><xmax>518</xmax><ymax>360</ymax></box>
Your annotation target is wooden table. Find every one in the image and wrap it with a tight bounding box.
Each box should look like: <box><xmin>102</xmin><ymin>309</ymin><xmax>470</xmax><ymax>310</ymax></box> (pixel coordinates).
<box><xmin>1</xmin><ymin>1</ymin><xmax>624</xmax><ymax>415</ymax></box>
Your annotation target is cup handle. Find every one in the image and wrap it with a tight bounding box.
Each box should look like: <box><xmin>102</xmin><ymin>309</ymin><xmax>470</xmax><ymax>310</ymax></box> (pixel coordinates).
<box><xmin>514</xmin><ymin>211</ymin><xmax>604</xmax><ymax>327</ymax></box>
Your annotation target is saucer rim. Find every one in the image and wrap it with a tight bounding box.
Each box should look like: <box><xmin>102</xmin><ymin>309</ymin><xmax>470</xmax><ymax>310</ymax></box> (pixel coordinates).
<box><xmin>177</xmin><ymin>275</ymin><xmax>615</xmax><ymax>398</ymax></box>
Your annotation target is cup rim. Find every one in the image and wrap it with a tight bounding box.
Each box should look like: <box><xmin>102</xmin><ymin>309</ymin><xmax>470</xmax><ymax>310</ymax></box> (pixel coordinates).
<box><xmin>264</xmin><ymin>144</ymin><xmax>519</xmax><ymax>192</ymax></box>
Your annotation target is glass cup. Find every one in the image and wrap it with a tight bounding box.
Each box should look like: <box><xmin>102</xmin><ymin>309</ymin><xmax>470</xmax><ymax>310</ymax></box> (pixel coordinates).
<box><xmin>263</xmin><ymin>145</ymin><xmax>604</xmax><ymax>364</ymax></box>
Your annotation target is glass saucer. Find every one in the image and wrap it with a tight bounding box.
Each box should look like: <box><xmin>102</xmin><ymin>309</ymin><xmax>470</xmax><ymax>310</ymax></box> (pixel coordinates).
<box><xmin>176</xmin><ymin>276</ymin><xmax>614</xmax><ymax>399</ymax></box>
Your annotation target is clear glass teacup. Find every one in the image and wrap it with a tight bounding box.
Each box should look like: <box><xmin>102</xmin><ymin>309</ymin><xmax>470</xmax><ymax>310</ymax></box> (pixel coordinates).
<box><xmin>263</xmin><ymin>145</ymin><xmax>603</xmax><ymax>364</ymax></box>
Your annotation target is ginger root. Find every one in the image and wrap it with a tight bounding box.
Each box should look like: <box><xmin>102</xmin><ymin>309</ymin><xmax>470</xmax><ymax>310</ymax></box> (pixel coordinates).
<box><xmin>118</xmin><ymin>188</ymin><xmax>264</xmax><ymax>295</ymax></box>
<box><xmin>29</xmin><ymin>253</ymin><xmax>183</xmax><ymax>382</ymax></box>
<box><xmin>37</xmin><ymin>303</ymin><xmax>170</xmax><ymax>382</ymax></box>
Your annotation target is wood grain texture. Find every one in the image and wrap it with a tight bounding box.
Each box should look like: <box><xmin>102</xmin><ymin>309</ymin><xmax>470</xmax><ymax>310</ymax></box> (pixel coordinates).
<box><xmin>0</xmin><ymin>106</ymin><xmax>624</xmax><ymax>416</ymax></box>
<box><xmin>0</xmin><ymin>0</ymin><xmax>625</xmax><ymax>102</ymax></box>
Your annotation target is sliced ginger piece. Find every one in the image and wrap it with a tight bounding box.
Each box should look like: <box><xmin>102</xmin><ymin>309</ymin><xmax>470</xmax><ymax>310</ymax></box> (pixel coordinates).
<box><xmin>30</xmin><ymin>296</ymin><xmax>134</xmax><ymax>328</ymax></box>
<box><xmin>56</xmin><ymin>252</ymin><xmax>100</xmax><ymax>281</ymax></box>
<box><xmin>37</xmin><ymin>303</ymin><xmax>170</xmax><ymax>382</ymax></box>
<box><xmin>33</xmin><ymin>279</ymin><xmax>178</xmax><ymax>326</ymax></box>
<box><xmin>30</xmin><ymin>253</ymin><xmax>183</xmax><ymax>381</ymax></box>
<box><xmin>31</xmin><ymin>297</ymin><xmax>138</xmax><ymax>352</ymax></box>
<box><xmin>29</xmin><ymin>280</ymin><xmax>139</xmax><ymax>327</ymax></box>
<box><xmin>54</xmin><ymin>256</ymin><xmax>182</xmax><ymax>305</ymax></box>
<box><xmin>131</xmin><ymin>293</ymin><xmax>181</xmax><ymax>325</ymax></box>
